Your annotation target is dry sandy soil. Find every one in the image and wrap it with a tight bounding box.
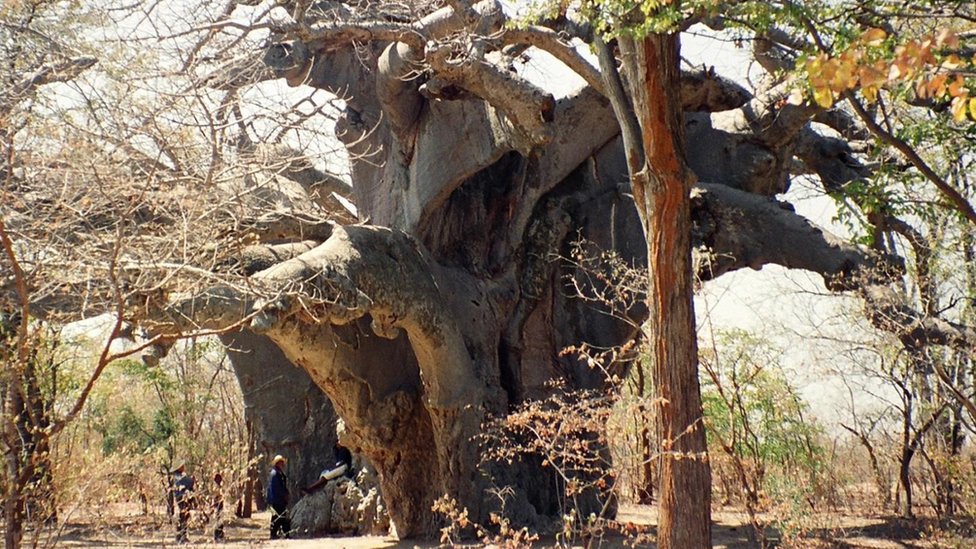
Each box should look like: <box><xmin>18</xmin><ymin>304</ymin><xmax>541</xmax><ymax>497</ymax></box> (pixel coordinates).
<box><xmin>36</xmin><ymin>503</ymin><xmax>976</xmax><ymax>548</ymax></box>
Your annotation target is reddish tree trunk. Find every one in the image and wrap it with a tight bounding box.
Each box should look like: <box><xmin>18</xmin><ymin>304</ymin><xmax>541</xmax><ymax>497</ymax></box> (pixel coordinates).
<box><xmin>632</xmin><ymin>33</ymin><xmax>712</xmax><ymax>549</ymax></box>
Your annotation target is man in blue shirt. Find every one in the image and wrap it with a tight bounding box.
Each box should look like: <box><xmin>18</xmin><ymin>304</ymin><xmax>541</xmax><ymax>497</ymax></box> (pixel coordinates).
<box><xmin>266</xmin><ymin>454</ymin><xmax>290</xmax><ymax>539</ymax></box>
<box><xmin>171</xmin><ymin>463</ymin><xmax>195</xmax><ymax>543</ymax></box>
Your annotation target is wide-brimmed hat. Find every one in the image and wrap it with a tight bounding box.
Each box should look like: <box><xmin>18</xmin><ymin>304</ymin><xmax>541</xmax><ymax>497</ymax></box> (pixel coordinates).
<box><xmin>170</xmin><ymin>461</ymin><xmax>185</xmax><ymax>474</ymax></box>
<box><xmin>272</xmin><ymin>454</ymin><xmax>286</xmax><ymax>465</ymax></box>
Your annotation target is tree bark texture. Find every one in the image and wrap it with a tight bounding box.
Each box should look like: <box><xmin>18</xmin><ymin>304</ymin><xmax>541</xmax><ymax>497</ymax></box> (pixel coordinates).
<box><xmin>139</xmin><ymin>5</ymin><xmax>946</xmax><ymax>537</ymax></box>
<box><xmin>197</xmin><ymin>34</ymin><xmax>895</xmax><ymax>536</ymax></box>
<box><xmin>630</xmin><ymin>33</ymin><xmax>712</xmax><ymax>549</ymax></box>
<box><xmin>219</xmin><ymin>330</ymin><xmax>340</xmax><ymax>505</ymax></box>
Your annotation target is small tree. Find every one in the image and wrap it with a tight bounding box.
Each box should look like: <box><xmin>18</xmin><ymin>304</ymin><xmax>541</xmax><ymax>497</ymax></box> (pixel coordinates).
<box><xmin>700</xmin><ymin>329</ymin><xmax>830</xmax><ymax>547</ymax></box>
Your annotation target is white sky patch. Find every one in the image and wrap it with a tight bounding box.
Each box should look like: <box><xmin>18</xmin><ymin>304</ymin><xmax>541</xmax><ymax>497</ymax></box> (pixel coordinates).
<box><xmin>682</xmin><ymin>24</ymin><xmax>767</xmax><ymax>90</ymax></box>
<box><xmin>516</xmin><ymin>47</ymin><xmax>591</xmax><ymax>98</ymax></box>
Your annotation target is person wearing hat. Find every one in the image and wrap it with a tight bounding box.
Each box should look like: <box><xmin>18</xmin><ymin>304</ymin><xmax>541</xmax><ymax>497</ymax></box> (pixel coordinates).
<box><xmin>266</xmin><ymin>454</ymin><xmax>290</xmax><ymax>539</ymax></box>
<box><xmin>170</xmin><ymin>462</ymin><xmax>195</xmax><ymax>543</ymax></box>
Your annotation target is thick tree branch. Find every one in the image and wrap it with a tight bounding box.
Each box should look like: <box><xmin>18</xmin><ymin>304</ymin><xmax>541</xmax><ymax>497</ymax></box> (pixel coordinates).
<box><xmin>410</xmin><ymin>85</ymin><xmax>619</xmax><ymax>238</ymax></box>
<box><xmin>376</xmin><ymin>41</ymin><xmax>424</xmax><ymax>157</ymax></box>
<box><xmin>738</xmin><ymin>80</ymin><xmax>820</xmax><ymax>147</ymax></box>
<box><xmin>298</xmin><ymin>20</ymin><xmax>425</xmax><ymax>51</ymax></box>
<box><xmin>219</xmin><ymin>241</ymin><xmax>319</xmax><ymax>275</ymax></box>
<box><xmin>248</xmin><ymin>225</ymin><xmax>482</xmax><ymax>408</ymax></box>
<box><xmin>679</xmin><ymin>68</ymin><xmax>751</xmax><ymax>112</ymax></box>
<box><xmin>427</xmin><ymin>45</ymin><xmax>555</xmax><ymax>148</ymax></box>
<box><xmin>138</xmin><ymin>285</ymin><xmax>254</xmax><ymax>335</ymax></box>
<box><xmin>692</xmin><ymin>182</ymin><xmax>895</xmax><ymax>290</ymax></box>
<box><xmin>240</xmin><ymin>211</ymin><xmax>335</xmax><ymax>243</ymax></box>
<box><xmin>0</xmin><ymin>56</ymin><xmax>96</xmax><ymax>116</ymax></box>
<box><xmin>294</xmin><ymin>0</ymin><xmax>503</xmax><ymax>52</ymax></box>
<box><xmin>794</xmin><ymin>127</ymin><xmax>873</xmax><ymax>191</ymax></box>
<box><xmin>693</xmin><ymin>184</ymin><xmax>976</xmax><ymax>353</ymax></box>
<box><xmin>684</xmin><ymin>81</ymin><xmax>820</xmax><ymax>196</ymax></box>
<box><xmin>503</xmin><ymin>26</ymin><xmax>605</xmax><ymax>95</ymax></box>
<box><xmin>865</xmin><ymin>285</ymin><xmax>976</xmax><ymax>352</ymax></box>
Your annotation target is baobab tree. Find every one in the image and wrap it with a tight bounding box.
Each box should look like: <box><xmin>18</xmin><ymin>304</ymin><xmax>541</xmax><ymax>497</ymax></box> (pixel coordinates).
<box><xmin>5</xmin><ymin>0</ymin><xmax>976</xmax><ymax>545</ymax></box>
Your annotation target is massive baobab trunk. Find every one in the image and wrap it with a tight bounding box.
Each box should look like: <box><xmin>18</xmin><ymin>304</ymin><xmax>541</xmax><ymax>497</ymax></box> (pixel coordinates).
<box><xmin>219</xmin><ymin>330</ymin><xmax>340</xmax><ymax>499</ymax></box>
<box><xmin>207</xmin><ymin>33</ymin><xmax>847</xmax><ymax>534</ymax></box>
<box><xmin>182</xmin><ymin>17</ymin><xmax>867</xmax><ymax>539</ymax></box>
<box><xmin>10</xmin><ymin>1</ymin><xmax>976</xmax><ymax>545</ymax></box>
<box><xmin>125</xmin><ymin>1</ymin><xmax>975</xmax><ymax>540</ymax></box>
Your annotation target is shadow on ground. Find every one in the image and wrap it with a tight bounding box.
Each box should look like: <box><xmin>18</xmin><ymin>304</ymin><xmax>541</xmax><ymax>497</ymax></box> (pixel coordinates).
<box><xmin>29</xmin><ymin>505</ymin><xmax>976</xmax><ymax>548</ymax></box>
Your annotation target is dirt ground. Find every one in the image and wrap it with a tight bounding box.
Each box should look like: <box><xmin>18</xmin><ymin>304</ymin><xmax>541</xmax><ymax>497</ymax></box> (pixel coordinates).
<box><xmin>33</xmin><ymin>503</ymin><xmax>976</xmax><ymax>548</ymax></box>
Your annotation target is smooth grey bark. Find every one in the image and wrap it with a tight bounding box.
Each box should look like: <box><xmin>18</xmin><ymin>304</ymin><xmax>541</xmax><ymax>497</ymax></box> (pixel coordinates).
<box><xmin>219</xmin><ymin>330</ymin><xmax>339</xmax><ymax>502</ymax></box>
<box><xmin>126</xmin><ymin>2</ymin><xmax>976</xmax><ymax>540</ymax></box>
<box><xmin>196</xmin><ymin>36</ymin><xmax>928</xmax><ymax>539</ymax></box>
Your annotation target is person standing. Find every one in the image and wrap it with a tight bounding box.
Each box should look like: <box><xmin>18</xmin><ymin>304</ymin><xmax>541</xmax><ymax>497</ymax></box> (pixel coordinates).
<box><xmin>171</xmin><ymin>463</ymin><xmax>195</xmax><ymax>543</ymax></box>
<box><xmin>211</xmin><ymin>472</ymin><xmax>225</xmax><ymax>541</ymax></box>
<box><xmin>266</xmin><ymin>455</ymin><xmax>290</xmax><ymax>539</ymax></box>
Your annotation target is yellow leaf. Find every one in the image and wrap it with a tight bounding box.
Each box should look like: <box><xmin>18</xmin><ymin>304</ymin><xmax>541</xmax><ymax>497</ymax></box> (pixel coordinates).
<box><xmin>948</xmin><ymin>75</ymin><xmax>967</xmax><ymax>97</ymax></box>
<box><xmin>889</xmin><ymin>63</ymin><xmax>903</xmax><ymax>81</ymax></box>
<box><xmin>862</xmin><ymin>85</ymin><xmax>879</xmax><ymax>104</ymax></box>
<box><xmin>969</xmin><ymin>98</ymin><xmax>976</xmax><ymax>120</ymax></box>
<box><xmin>805</xmin><ymin>54</ymin><xmax>830</xmax><ymax>88</ymax></box>
<box><xmin>927</xmin><ymin>73</ymin><xmax>949</xmax><ymax>97</ymax></box>
<box><xmin>832</xmin><ymin>59</ymin><xmax>858</xmax><ymax>91</ymax></box>
<box><xmin>916</xmin><ymin>78</ymin><xmax>930</xmax><ymax>99</ymax></box>
<box><xmin>941</xmin><ymin>54</ymin><xmax>962</xmax><ymax>71</ymax></box>
<box><xmin>951</xmin><ymin>96</ymin><xmax>968</xmax><ymax>122</ymax></box>
<box><xmin>858</xmin><ymin>64</ymin><xmax>885</xmax><ymax>89</ymax></box>
<box><xmin>861</xmin><ymin>27</ymin><xmax>887</xmax><ymax>47</ymax></box>
<box><xmin>813</xmin><ymin>87</ymin><xmax>835</xmax><ymax>108</ymax></box>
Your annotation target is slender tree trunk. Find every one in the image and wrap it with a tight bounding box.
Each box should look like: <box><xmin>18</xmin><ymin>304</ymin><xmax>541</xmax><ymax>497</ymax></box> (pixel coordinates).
<box><xmin>22</xmin><ymin>353</ymin><xmax>54</xmax><ymax>526</ymax></box>
<box><xmin>237</xmin><ymin>420</ymin><xmax>255</xmax><ymax>518</ymax></box>
<box><xmin>3</xmin><ymin>353</ymin><xmax>56</xmax><ymax>549</ymax></box>
<box><xmin>899</xmin><ymin>402</ymin><xmax>916</xmax><ymax>518</ymax></box>
<box><xmin>4</xmin><ymin>383</ymin><xmax>25</xmax><ymax>549</ymax></box>
<box><xmin>637</xmin><ymin>423</ymin><xmax>655</xmax><ymax>504</ymax></box>
<box><xmin>630</xmin><ymin>33</ymin><xmax>711</xmax><ymax>549</ymax></box>
<box><xmin>843</xmin><ymin>425</ymin><xmax>891</xmax><ymax>508</ymax></box>
<box><xmin>634</xmin><ymin>362</ymin><xmax>655</xmax><ymax>504</ymax></box>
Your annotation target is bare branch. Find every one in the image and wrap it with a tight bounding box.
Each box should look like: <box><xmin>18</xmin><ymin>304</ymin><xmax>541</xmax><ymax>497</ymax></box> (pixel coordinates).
<box><xmin>843</xmin><ymin>91</ymin><xmax>976</xmax><ymax>225</ymax></box>
<box><xmin>593</xmin><ymin>34</ymin><xmax>644</xmax><ymax>181</ymax></box>
<box><xmin>864</xmin><ymin>285</ymin><xmax>976</xmax><ymax>354</ymax></box>
<box><xmin>503</xmin><ymin>26</ymin><xmax>604</xmax><ymax>95</ymax></box>
<box><xmin>0</xmin><ymin>56</ymin><xmax>96</xmax><ymax>116</ymax></box>
<box><xmin>427</xmin><ymin>45</ymin><xmax>555</xmax><ymax>148</ymax></box>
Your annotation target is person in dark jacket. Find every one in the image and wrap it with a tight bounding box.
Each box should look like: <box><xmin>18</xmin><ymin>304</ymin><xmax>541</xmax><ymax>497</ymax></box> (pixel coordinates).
<box><xmin>303</xmin><ymin>443</ymin><xmax>354</xmax><ymax>494</ymax></box>
<box><xmin>171</xmin><ymin>463</ymin><xmax>195</xmax><ymax>543</ymax></box>
<box><xmin>266</xmin><ymin>455</ymin><xmax>290</xmax><ymax>539</ymax></box>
